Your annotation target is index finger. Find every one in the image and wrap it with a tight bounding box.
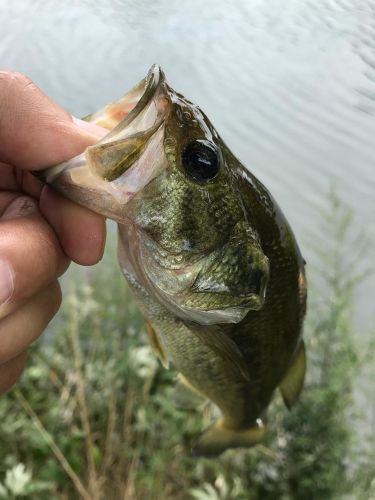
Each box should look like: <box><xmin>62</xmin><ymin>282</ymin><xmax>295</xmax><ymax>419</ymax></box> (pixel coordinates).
<box><xmin>0</xmin><ymin>71</ymin><xmax>108</xmax><ymax>265</ymax></box>
<box><xmin>0</xmin><ymin>71</ymin><xmax>103</xmax><ymax>168</ymax></box>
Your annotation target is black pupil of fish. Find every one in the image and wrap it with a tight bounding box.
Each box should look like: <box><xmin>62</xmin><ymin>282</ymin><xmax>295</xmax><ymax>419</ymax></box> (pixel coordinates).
<box><xmin>182</xmin><ymin>140</ymin><xmax>219</xmax><ymax>182</ymax></box>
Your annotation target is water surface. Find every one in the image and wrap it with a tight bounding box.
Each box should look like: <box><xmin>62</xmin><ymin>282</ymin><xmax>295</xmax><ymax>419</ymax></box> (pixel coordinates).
<box><xmin>1</xmin><ymin>0</ymin><xmax>374</xmax><ymax>326</ymax></box>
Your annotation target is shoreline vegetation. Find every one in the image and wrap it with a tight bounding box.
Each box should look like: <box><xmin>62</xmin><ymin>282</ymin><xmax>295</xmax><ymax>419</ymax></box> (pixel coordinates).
<box><xmin>0</xmin><ymin>196</ymin><xmax>374</xmax><ymax>499</ymax></box>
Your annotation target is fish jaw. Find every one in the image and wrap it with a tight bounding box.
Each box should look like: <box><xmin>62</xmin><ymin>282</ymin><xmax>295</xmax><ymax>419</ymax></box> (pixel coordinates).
<box><xmin>36</xmin><ymin>65</ymin><xmax>170</xmax><ymax>223</ymax></box>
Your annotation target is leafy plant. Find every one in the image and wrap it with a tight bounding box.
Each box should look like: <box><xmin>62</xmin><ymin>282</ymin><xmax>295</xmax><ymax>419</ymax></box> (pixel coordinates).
<box><xmin>0</xmin><ymin>198</ymin><xmax>373</xmax><ymax>499</ymax></box>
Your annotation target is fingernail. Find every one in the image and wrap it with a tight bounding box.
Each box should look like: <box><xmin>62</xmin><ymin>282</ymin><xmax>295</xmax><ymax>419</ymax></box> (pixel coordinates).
<box><xmin>1</xmin><ymin>196</ymin><xmax>38</xmax><ymax>221</ymax></box>
<box><xmin>72</xmin><ymin>116</ymin><xmax>108</xmax><ymax>138</ymax></box>
<box><xmin>0</xmin><ymin>259</ymin><xmax>15</xmax><ymax>305</ymax></box>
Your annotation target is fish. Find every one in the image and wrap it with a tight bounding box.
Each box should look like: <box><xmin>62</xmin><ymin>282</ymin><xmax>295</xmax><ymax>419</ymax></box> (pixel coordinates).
<box><xmin>39</xmin><ymin>65</ymin><xmax>307</xmax><ymax>457</ymax></box>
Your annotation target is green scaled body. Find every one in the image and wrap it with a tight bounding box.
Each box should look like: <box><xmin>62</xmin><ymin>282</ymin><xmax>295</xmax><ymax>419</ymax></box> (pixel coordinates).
<box><xmin>40</xmin><ymin>66</ymin><xmax>307</xmax><ymax>456</ymax></box>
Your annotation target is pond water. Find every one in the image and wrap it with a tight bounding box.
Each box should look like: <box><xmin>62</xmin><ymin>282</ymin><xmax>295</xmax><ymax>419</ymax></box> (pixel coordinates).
<box><xmin>1</xmin><ymin>0</ymin><xmax>374</xmax><ymax>328</ymax></box>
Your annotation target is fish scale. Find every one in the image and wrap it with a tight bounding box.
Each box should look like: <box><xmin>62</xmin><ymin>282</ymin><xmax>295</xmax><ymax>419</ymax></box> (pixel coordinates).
<box><xmin>38</xmin><ymin>65</ymin><xmax>306</xmax><ymax>456</ymax></box>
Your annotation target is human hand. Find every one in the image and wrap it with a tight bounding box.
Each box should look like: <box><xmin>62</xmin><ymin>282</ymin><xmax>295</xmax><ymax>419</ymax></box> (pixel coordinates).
<box><xmin>0</xmin><ymin>71</ymin><xmax>107</xmax><ymax>393</ymax></box>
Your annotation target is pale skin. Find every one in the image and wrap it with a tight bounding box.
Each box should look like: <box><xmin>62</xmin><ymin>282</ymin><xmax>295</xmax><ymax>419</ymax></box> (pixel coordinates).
<box><xmin>0</xmin><ymin>71</ymin><xmax>107</xmax><ymax>393</ymax></box>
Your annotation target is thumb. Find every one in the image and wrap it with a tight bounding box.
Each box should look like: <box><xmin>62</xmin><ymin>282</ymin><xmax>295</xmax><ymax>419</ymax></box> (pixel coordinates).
<box><xmin>0</xmin><ymin>71</ymin><xmax>106</xmax><ymax>169</ymax></box>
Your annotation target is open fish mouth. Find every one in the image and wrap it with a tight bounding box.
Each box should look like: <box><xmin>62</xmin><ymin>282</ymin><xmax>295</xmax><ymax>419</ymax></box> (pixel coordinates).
<box><xmin>38</xmin><ymin>65</ymin><xmax>271</xmax><ymax>328</ymax></box>
<box><xmin>37</xmin><ymin>65</ymin><xmax>170</xmax><ymax>222</ymax></box>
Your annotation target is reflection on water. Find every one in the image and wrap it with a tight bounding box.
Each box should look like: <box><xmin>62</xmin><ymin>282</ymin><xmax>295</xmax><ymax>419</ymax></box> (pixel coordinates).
<box><xmin>1</xmin><ymin>0</ymin><xmax>374</xmax><ymax>326</ymax></box>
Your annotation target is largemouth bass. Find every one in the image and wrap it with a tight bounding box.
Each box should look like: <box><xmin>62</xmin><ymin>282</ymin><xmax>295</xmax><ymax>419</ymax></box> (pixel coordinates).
<box><xmin>40</xmin><ymin>65</ymin><xmax>307</xmax><ymax>456</ymax></box>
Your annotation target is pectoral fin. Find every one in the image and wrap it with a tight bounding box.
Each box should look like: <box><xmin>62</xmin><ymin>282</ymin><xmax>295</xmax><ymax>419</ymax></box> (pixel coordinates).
<box><xmin>189</xmin><ymin>325</ymin><xmax>250</xmax><ymax>382</ymax></box>
<box><xmin>174</xmin><ymin>374</ymin><xmax>207</xmax><ymax>410</ymax></box>
<box><xmin>279</xmin><ymin>341</ymin><xmax>306</xmax><ymax>410</ymax></box>
<box><xmin>192</xmin><ymin>417</ymin><xmax>266</xmax><ymax>457</ymax></box>
<box><xmin>146</xmin><ymin>322</ymin><xmax>169</xmax><ymax>368</ymax></box>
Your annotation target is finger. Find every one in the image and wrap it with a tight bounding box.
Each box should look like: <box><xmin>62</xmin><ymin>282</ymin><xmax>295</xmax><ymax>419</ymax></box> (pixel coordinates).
<box><xmin>0</xmin><ymin>71</ymin><xmax>106</xmax><ymax>168</ymax></box>
<box><xmin>40</xmin><ymin>186</ymin><xmax>106</xmax><ymax>265</ymax></box>
<box><xmin>0</xmin><ymin>281</ymin><xmax>61</xmax><ymax>365</ymax></box>
<box><xmin>0</xmin><ymin>351</ymin><xmax>27</xmax><ymax>394</ymax></box>
<box><xmin>0</xmin><ymin>162</ymin><xmax>18</xmax><ymax>190</ymax></box>
<box><xmin>0</xmin><ymin>72</ymin><xmax>107</xmax><ymax>262</ymax></box>
<box><xmin>0</xmin><ymin>165</ymin><xmax>44</xmax><ymax>198</ymax></box>
<box><xmin>0</xmin><ymin>191</ymin><xmax>19</xmax><ymax>215</ymax></box>
<box><xmin>15</xmin><ymin>169</ymin><xmax>45</xmax><ymax>198</ymax></box>
<box><xmin>0</xmin><ymin>195</ymin><xmax>69</xmax><ymax>319</ymax></box>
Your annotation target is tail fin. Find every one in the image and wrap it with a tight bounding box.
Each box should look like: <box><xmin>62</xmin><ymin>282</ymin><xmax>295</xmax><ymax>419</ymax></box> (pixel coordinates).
<box><xmin>192</xmin><ymin>418</ymin><xmax>266</xmax><ymax>457</ymax></box>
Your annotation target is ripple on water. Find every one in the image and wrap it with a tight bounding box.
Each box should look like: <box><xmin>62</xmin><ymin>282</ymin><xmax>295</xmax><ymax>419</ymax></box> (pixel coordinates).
<box><xmin>0</xmin><ymin>0</ymin><xmax>374</xmax><ymax>328</ymax></box>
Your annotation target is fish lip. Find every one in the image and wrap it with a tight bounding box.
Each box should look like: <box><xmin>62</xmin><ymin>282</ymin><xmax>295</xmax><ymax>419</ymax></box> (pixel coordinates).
<box><xmin>35</xmin><ymin>65</ymin><xmax>169</xmax><ymax>221</ymax></box>
<box><xmin>116</xmin><ymin>64</ymin><xmax>164</xmax><ymax>129</ymax></box>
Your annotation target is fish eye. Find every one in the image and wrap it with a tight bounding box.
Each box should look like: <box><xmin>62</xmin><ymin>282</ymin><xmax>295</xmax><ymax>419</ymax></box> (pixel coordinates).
<box><xmin>182</xmin><ymin>140</ymin><xmax>220</xmax><ymax>183</ymax></box>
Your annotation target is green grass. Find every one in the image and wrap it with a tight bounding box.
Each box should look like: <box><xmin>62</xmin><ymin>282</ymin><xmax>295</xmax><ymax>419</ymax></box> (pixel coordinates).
<box><xmin>0</xmin><ymin>198</ymin><xmax>374</xmax><ymax>500</ymax></box>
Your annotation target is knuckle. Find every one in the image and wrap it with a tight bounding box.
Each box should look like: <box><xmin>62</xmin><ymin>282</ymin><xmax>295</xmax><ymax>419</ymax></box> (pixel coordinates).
<box><xmin>0</xmin><ymin>219</ymin><xmax>65</xmax><ymax>307</ymax></box>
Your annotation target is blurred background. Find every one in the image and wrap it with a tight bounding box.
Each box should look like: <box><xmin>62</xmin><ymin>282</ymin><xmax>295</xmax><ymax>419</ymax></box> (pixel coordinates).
<box><xmin>0</xmin><ymin>1</ymin><xmax>374</xmax><ymax>499</ymax></box>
